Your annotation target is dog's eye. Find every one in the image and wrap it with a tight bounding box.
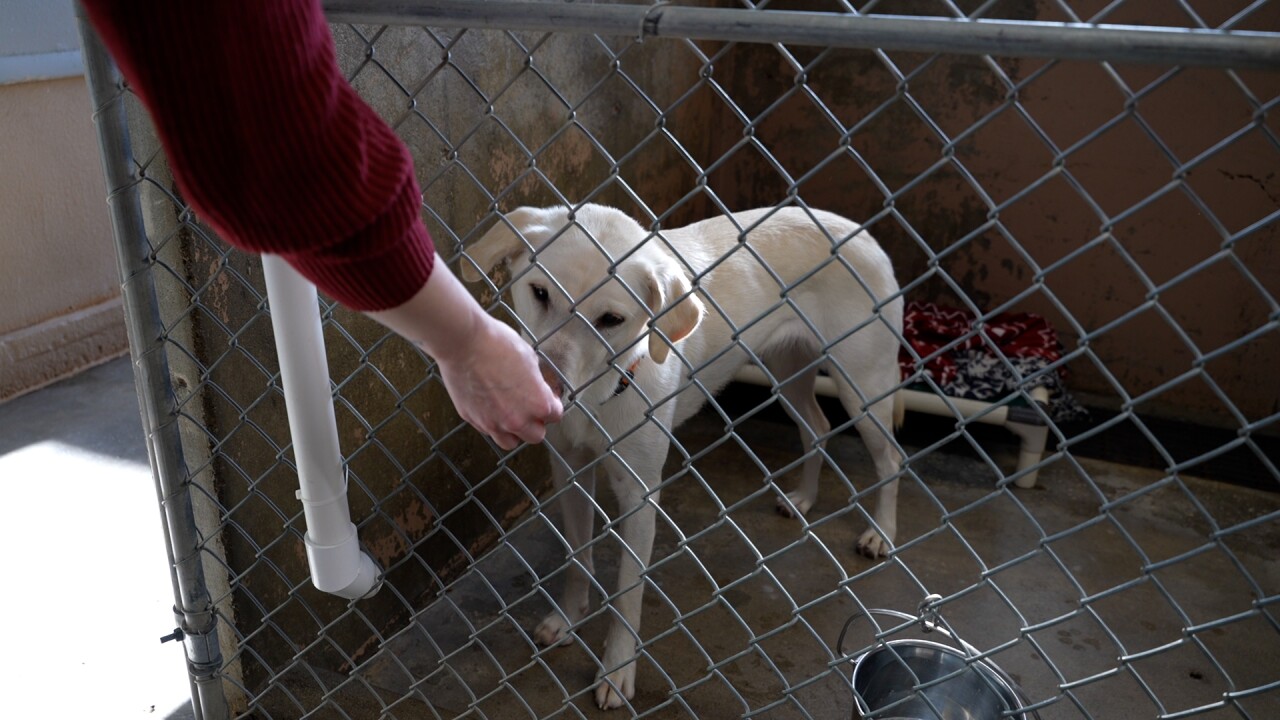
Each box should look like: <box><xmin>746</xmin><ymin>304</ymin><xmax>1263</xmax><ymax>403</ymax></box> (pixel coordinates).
<box><xmin>595</xmin><ymin>312</ymin><xmax>625</xmax><ymax>329</ymax></box>
<box><xmin>530</xmin><ymin>284</ymin><xmax>549</xmax><ymax>306</ymax></box>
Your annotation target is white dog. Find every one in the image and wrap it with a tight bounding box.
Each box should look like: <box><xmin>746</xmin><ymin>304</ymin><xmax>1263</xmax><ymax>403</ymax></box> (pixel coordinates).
<box><xmin>461</xmin><ymin>204</ymin><xmax>904</xmax><ymax>709</ymax></box>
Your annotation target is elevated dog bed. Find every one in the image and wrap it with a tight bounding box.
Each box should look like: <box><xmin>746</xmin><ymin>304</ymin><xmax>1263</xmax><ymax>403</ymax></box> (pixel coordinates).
<box><xmin>735</xmin><ymin>301</ymin><xmax>1084</xmax><ymax>488</ymax></box>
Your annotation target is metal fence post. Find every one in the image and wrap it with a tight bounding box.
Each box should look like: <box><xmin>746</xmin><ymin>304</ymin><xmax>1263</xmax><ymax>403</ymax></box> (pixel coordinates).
<box><xmin>75</xmin><ymin>8</ymin><xmax>230</xmax><ymax>720</ymax></box>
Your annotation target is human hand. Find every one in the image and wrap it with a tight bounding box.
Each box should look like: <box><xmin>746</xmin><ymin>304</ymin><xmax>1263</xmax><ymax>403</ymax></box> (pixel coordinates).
<box><xmin>431</xmin><ymin>315</ymin><xmax>563</xmax><ymax>450</ymax></box>
<box><xmin>366</xmin><ymin>255</ymin><xmax>562</xmax><ymax>450</ymax></box>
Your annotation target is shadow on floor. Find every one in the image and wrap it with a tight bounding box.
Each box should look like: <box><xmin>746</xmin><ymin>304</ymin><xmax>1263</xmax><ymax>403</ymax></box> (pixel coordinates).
<box><xmin>0</xmin><ymin>355</ymin><xmax>146</xmax><ymax>462</ymax></box>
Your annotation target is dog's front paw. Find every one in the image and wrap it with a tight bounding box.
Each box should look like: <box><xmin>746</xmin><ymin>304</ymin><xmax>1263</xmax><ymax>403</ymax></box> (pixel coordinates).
<box><xmin>594</xmin><ymin>664</ymin><xmax>635</xmax><ymax>710</ymax></box>
<box><xmin>856</xmin><ymin>527</ymin><xmax>892</xmax><ymax>558</ymax></box>
<box><xmin>775</xmin><ymin>491</ymin><xmax>815</xmax><ymax>518</ymax></box>
<box><xmin>534</xmin><ymin>612</ymin><xmax>574</xmax><ymax>648</ymax></box>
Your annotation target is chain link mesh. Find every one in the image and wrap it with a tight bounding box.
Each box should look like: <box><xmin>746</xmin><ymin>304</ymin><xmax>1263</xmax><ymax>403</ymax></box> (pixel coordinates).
<box><xmin>83</xmin><ymin>1</ymin><xmax>1279</xmax><ymax>718</ymax></box>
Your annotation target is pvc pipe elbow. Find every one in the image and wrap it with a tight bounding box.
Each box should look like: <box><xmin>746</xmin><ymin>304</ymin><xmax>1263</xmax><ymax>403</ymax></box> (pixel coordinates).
<box><xmin>304</xmin><ymin>524</ymin><xmax>383</xmax><ymax>599</ymax></box>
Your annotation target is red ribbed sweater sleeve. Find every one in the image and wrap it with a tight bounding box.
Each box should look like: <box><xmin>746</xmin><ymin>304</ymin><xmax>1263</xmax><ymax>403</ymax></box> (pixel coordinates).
<box><xmin>80</xmin><ymin>0</ymin><xmax>435</xmax><ymax>311</ymax></box>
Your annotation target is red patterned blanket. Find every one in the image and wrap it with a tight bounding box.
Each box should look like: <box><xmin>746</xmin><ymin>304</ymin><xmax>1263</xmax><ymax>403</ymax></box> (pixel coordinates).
<box><xmin>897</xmin><ymin>301</ymin><xmax>1085</xmax><ymax>422</ymax></box>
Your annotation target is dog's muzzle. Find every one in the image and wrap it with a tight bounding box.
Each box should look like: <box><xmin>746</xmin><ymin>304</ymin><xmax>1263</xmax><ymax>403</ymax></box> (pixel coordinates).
<box><xmin>538</xmin><ymin>358</ymin><xmax>565</xmax><ymax>400</ymax></box>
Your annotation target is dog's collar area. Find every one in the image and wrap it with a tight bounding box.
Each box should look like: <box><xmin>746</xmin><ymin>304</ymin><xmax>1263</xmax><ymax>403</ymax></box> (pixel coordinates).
<box><xmin>610</xmin><ymin>357</ymin><xmax>644</xmax><ymax>398</ymax></box>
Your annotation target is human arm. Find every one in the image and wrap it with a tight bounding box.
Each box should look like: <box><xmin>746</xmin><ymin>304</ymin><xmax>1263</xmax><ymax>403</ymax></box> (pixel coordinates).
<box><xmin>78</xmin><ymin>0</ymin><xmax>434</xmax><ymax>310</ymax></box>
<box><xmin>79</xmin><ymin>0</ymin><xmax>560</xmax><ymax>446</ymax></box>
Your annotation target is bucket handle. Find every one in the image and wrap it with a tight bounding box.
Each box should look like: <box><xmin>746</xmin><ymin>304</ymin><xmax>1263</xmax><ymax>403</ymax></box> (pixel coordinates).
<box><xmin>836</xmin><ymin>595</ymin><xmax>1038</xmax><ymax>720</ymax></box>
<box><xmin>836</xmin><ymin>594</ymin><xmax>980</xmax><ymax>659</ymax></box>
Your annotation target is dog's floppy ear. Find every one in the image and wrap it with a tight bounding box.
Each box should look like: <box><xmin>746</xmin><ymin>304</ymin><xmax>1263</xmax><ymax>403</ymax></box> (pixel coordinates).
<box><xmin>645</xmin><ymin>261</ymin><xmax>705</xmax><ymax>365</ymax></box>
<box><xmin>460</xmin><ymin>207</ymin><xmax>558</xmax><ymax>283</ymax></box>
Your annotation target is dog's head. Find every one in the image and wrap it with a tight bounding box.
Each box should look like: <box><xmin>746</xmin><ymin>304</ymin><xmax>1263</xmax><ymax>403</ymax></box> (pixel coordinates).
<box><xmin>461</xmin><ymin>205</ymin><xmax>704</xmax><ymax>400</ymax></box>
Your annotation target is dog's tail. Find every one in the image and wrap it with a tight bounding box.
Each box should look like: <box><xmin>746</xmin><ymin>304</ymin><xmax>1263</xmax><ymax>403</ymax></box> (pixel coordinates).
<box><xmin>893</xmin><ymin>390</ymin><xmax>906</xmax><ymax>431</ymax></box>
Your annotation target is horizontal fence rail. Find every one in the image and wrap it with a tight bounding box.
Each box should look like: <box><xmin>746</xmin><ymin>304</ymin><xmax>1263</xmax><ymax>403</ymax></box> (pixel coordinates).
<box><xmin>324</xmin><ymin>0</ymin><xmax>1280</xmax><ymax>69</ymax></box>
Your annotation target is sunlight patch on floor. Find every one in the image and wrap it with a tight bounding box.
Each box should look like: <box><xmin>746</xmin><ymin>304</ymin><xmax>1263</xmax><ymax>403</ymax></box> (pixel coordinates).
<box><xmin>0</xmin><ymin>441</ymin><xmax>192</xmax><ymax>718</ymax></box>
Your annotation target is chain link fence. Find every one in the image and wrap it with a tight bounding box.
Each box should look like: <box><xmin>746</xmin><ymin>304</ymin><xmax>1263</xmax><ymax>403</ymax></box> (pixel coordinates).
<box><xmin>80</xmin><ymin>1</ymin><xmax>1279</xmax><ymax>718</ymax></box>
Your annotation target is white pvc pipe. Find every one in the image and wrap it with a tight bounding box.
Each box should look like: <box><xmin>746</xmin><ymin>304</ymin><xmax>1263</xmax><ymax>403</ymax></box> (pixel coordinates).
<box><xmin>262</xmin><ymin>255</ymin><xmax>381</xmax><ymax>600</ymax></box>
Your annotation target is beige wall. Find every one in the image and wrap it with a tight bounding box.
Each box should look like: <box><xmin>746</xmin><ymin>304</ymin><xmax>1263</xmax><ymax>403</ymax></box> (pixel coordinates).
<box><xmin>0</xmin><ymin>76</ymin><xmax>126</xmax><ymax>400</ymax></box>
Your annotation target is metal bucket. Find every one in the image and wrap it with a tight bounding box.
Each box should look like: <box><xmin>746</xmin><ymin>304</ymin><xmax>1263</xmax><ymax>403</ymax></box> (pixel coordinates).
<box><xmin>839</xmin><ymin>599</ymin><xmax>1037</xmax><ymax>720</ymax></box>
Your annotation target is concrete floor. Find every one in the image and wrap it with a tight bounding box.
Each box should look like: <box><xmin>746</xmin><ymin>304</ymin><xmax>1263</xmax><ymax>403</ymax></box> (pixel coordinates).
<box><xmin>14</xmin><ymin>359</ymin><xmax>1276</xmax><ymax>719</ymax></box>
<box><xmin>0</xmin><ymin>358</ymin><xmax>195</xmax><ymax>719</ymax></box>
<box><xmin>351</xmin><ymin>395</ymin><xmax>1280</xmax><ymax>719</ymax></box>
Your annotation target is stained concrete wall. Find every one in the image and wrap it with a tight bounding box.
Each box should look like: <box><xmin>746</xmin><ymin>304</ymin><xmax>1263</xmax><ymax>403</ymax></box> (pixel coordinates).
<box><xmin>697</xmin><ymin>0</ymin><xmax>1280</xmax><ymax>432</ymax></box>
<box><xmin>138</xmin><ymin>21</ymin><xmax>712</xmax><ymax>691</ymax></box>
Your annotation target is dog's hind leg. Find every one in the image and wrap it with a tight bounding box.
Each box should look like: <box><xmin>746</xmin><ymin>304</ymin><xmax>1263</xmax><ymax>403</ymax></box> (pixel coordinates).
<box><xmin>764</xmin><ymin>351</ymin><xmax>831</xmax><ymax>518</ymax></box>
<box><xmin>535</xmin><ymin>451</ymin><xmax>597</xmax><ymax>648</ymax></box>
<box><xmin>833</xmin><ymin>374</ymin><xmax>903</xmax><ymax>559</ymax></box>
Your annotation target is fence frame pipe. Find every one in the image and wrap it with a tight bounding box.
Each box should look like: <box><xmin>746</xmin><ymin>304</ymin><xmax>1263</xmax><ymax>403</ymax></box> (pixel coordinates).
<box><xmin>323</xmin><ymin>0</ymin><xmax>1280</xmax><ymax>70</ymax></box>
<box><xmin>75</xmin><ymin>8</ymin><xmax>229</xmax><ymax>720</ymax></box>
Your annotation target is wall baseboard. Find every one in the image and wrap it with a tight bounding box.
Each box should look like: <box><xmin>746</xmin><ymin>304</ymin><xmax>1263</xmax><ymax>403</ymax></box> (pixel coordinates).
<box><xmin>0</xmin><ymin>50</ymin><xmax>84</xmax><ymax>86</ymax></box>
<box><xmin>0</xmin><ymin>297</ymin><xmax>129</xmax><ymax>403</ymax></box>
